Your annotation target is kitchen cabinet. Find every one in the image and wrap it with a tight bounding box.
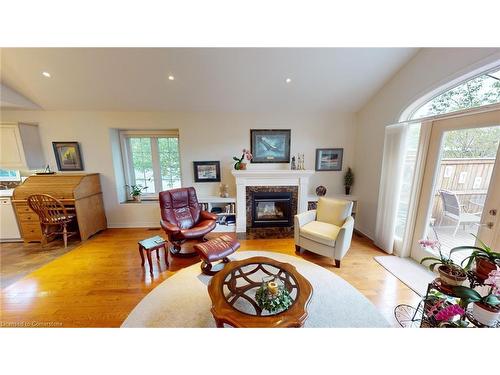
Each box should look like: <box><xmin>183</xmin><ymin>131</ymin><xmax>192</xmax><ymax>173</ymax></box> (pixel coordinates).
<box><xmin>0</xmin><ymin>123</ymin><xmax>45</xmax><ymax>169</ymax></box>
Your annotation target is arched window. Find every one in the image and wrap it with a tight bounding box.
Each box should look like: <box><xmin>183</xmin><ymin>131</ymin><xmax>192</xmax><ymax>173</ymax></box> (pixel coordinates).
<box><xmin>411</xmin><ymin>67</ymin><xmax>500</xmax><ymax>119</ymax></box>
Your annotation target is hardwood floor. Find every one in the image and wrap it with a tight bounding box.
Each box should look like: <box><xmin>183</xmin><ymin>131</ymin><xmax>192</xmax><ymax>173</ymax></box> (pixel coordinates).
<box><xmin>0</xmin><ymin>228</ymin><xmax>420</xmax><ymax>327</ymax></box>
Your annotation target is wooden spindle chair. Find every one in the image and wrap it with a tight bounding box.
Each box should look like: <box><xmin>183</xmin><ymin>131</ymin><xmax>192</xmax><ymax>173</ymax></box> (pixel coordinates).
<box><xmin>27</xmin><ymin>194</ymin><xmax>77</xmax><ymax>248</ymax></box>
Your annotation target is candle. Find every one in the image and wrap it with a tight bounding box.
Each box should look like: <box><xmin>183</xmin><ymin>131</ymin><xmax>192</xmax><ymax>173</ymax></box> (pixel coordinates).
<box><xmin>267</xmin><ymin>281</ymin><xmax>278</xmax><ymax>295</ymax></box>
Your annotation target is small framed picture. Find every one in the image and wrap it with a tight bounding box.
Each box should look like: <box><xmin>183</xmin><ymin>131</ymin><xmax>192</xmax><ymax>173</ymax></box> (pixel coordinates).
<box><xmin>250</xmin><ymin>129</ymin><xmax>291</xmax><ymax>163</ymax></box>
<box><xmin>52</xmin><ymin>142</ymin><xmax>84</xmax><ymax>171</ymax></box>
<box><xmin>315</xmin><ymin>148</ymin><xmax>343</xmax><ymax>171</ymax></box>
<box><xmin>193</xmin><ymin>161</ymin><xmax>221</xmax><ymax>182</ymax></box>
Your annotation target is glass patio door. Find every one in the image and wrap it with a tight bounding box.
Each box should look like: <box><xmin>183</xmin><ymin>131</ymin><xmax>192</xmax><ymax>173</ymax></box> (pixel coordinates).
<box><xmin>411</xmin><ymin>109</ymin><xmax>500</xmax><ymax>264</ymax></box>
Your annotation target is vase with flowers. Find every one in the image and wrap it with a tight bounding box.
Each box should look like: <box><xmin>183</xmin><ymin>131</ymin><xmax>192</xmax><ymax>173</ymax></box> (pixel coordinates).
<box><xmin>233</xmin><ymin>149</ymin><xmax>253</xmax><ymax>170</ymax></box>
<box><xmin>419</xmin><ymin>238</ymin><xmax>467</xmax><ymax>286</ymax></box>
<box><xmin>453</xmin><ymin>268</ymin><xmax>500</xmax><ymax>326</ymax></box>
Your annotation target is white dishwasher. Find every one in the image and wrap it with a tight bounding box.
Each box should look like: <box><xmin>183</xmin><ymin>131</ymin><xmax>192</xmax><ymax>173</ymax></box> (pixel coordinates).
<box><xmin>0</xmin><ymin>191</ymin><xmax>21</xmax><ymax>241</ymax></box>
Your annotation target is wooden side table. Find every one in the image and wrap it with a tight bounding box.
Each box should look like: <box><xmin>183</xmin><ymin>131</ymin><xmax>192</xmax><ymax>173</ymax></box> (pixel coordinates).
<box><xmin>138</xmin><ymin>236</ymin><xmax>169</xmax><ymax>275</ymax></box>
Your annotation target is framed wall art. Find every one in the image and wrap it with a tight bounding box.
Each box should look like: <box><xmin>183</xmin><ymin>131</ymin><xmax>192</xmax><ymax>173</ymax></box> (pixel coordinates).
<box><xmin>193</xmin><ymin>161</ymin><xmax>221</xmax><ymax>182</ymax></box>
<box><xmin>250</xmin><ymin>129</ymin><xmax>291</xmax><ymax>163</ymax></box>
<box><xmin>52</xmin><ymin>142</ymin><xmax>84</xmax><ymax>171</ymax></box>
<box><xmin>315</xmin><ymin>148</ymin><xmax>343</xmax><ymax>171</ymax></box>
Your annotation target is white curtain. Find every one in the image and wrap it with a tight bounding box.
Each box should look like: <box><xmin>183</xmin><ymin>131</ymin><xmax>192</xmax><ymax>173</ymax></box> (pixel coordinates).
<box><xmin>374</xmin><ymin>124</ymin><xmax>409</xmax><ymax>254</ymax></box>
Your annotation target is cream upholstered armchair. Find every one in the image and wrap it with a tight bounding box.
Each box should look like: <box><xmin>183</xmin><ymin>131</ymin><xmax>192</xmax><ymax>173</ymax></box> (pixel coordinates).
<box><xmin>294</xmin><ymin>197</ymin><xmax>354</xmax><ymax>268</ymax></box>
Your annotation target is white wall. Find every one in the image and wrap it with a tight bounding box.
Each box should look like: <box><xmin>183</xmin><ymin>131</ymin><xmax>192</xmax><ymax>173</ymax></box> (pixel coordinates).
<box><xmin>1</xmin><ymin>110</ymin><xmax>356</xmax><ymax>227</ymax></box>
<box><xmin>354</xmin><ymin>48</ymin><xmax>500</xmax><ymax>239</ymax></box>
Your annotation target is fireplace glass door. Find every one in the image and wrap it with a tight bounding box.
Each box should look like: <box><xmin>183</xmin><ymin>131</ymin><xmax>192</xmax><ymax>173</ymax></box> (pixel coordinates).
<box><xmin>252</xmin><ymin>192</ymin><xmax>292</xmax><ymax>227</ymax></box>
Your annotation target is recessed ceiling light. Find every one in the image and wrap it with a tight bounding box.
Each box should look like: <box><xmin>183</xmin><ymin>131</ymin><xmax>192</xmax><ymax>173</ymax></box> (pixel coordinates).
<box><xmin>42</xmin><ymin>71</ymin><xmax>51</xmax><ymax>78</ymax></box>
<box><xmin>285</xmin><ymin>78</ymin><xmax>292</xmax><ymax>83</ymax></box>
<box><xmin>168</xmin><ymin>75</ymin><xmax>175</xmax><ymax>81</ymax></box>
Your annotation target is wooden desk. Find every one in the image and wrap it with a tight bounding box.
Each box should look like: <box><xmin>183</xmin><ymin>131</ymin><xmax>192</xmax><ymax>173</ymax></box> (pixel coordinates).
<box><xmin>12</xmin><ymin>174</ymin><xmax>107</xmax><ymax>243</ymax></box>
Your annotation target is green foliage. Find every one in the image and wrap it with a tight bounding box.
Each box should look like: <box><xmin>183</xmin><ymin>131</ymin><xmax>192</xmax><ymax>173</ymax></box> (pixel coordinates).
<box><xmin>126</xmin><ymin>184</ymin><xmax>147</xmax><ymax>197</ymax></box>
<box><xmin>344</xmin><ymin>167</ymin><xmax>354</xmax><ymax>187</ymax></box>
<box><xmin>453</xmin><ymin>286</ymin><xmax>500</xmax><ymax>308</ymax></box>
<box><xmin>442</xmin><ymin>127</ymin><xmax>500</xmax><ymax>158</ymax></box>
<box><xmin>450</xmin><ymin>234</ymin><xmax>500</xmax><ymax>270</ymax></box>
<box><xmin>255</xmin><ymin>283</ymin><xmax>293</xmax><ymax>313</ymax></box>
<box><xmin>418</xmin><ymin>74</ymin><xmax>500</xmax><ymax>118</ymax></box>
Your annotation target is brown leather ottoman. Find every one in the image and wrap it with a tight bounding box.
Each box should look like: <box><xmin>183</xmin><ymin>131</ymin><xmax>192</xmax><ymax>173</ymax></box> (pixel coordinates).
<box><xmin>194</xmin><ymin>235</ymin><xmax>240</xmax><ymax>275</ymax></box>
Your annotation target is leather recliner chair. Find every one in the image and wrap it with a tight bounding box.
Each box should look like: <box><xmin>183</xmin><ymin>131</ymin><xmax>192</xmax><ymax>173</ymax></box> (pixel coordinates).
<box><xmin>159</xmin><ymin>187</ymin><xmax>217</xmax><ymax>256</ymax></box>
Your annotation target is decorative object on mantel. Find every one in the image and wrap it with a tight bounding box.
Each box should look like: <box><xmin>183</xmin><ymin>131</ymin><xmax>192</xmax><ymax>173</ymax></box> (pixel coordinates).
<box><xmin>126</xmin><ymin>183</ymin><xmax>148</xmax><ymax>202</ymax></box>
<box><xmin>35</xmin><ymin>164</ymin><xmax>56</xmax><ymax>175</ymax></box>
<box><xmin>250</xmin><ymin>129</ymin><xmax>291</xmax><ymax>163</ymax></box>
<box><xmin>297</xmin><ymin>153</ymin><xmax>305</xmax><ymax>170</ymax></box>
<box><xmin>315</xmin><ymin>185</ymin><xmax>327</xmax><ymax>197</ymax></box>
<box><xmin>219</xmin><ymin>183</ymin><xmax>229</xmax><ymax>198</ymax></box>
<box><xmin>290</xmin><ymin>156</ymin><xmax>296</xmax><ymax>170</ymax></box>
<box><xmin>233</xmin><ymin>149</ymin><xmax>253</xmax><ymax>170</ymax></box>
<box><xmin>344</xmin><ymin>167</ymin><xmax>354</xmax><ymax>195</ymax></box>
<box><xmin>193</xmin><ymin>161</ymin><xmax>221</xmax><ymax>182</ymax></box>
<box><xmin>52</xmin><ymin>141</ymin><xmax>84</xmax><ymax>171</ymax></box>
<box><xmin>315</xmin><ymin>148</ymin><xmax>343</xmax><ymax>171</ymax></box>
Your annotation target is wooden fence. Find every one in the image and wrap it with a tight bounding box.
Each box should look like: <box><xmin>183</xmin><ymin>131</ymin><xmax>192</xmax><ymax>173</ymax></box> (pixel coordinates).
<box><xmin>432</xmin><ymin>158</ymin><xmax>495</xmax><ymax>220</ymax></box>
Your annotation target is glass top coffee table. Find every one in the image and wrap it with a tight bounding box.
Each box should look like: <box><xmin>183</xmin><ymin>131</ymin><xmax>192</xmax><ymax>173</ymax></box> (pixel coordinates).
<box><xmin>207</xmin><ymin>256</ymin><xmax>313</xmax><ymax>327</ymax></box>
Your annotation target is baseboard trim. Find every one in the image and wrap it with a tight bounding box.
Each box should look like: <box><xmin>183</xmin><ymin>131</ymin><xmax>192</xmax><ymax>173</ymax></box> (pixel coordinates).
<box><xmin>108</xmin><ymin>222</ymin><xmax>160</xmax><ymax>229</ymax></box>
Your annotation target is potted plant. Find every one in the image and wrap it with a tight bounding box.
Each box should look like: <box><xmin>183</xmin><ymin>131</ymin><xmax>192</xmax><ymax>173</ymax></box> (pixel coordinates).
<box><xmin>233</xmin><ymin>149</ymin><xmax>253</xmax><ymax>170</ymax></box>
<box><xmin>419</xmin><ymin>239</ymin><xmax>467</xmax><ymax>286</ymax></box>
<box><xmin>450</xmin><ymin>235</ymin><xmax>500</xmax><ymax>280</ymax></box>
<box><xmin>344</xmin><ymin>167</ymin><xmax>354</xmax><ymax>195</ymax></box>
<box><xmin>126</xmin><ymin>184</ymin><xmax>148</xmax><ymax>202</ymax></box>
<box><xmin>453</xmin><ymin>269</ymin><xmax>500</xmax><ymax>327</ymax></box>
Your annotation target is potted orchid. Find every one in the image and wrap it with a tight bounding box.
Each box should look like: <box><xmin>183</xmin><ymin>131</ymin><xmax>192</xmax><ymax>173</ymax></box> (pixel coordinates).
<box><xmin>419</xmin><ymin>238</ymin><xmax>467</xmax><ymax>286</ymax></box>
<box><xmin>233</xmin><ymin>149</ymin><xmax>253</xmax><ymax>170</ymax></box>
<box><xmin>450</xmin><ymin>235</ymin><xmax>500</xmax><ymax>280</ymax></box>
<box><xmin>126</xmin><ymin>184</ymin><xmax>148</xmax><ymax>202</ymax></box>
<box><xmin>453</xmin><ymin>268</ymin><xmax>500</xmax><ymax>327</ymax></box>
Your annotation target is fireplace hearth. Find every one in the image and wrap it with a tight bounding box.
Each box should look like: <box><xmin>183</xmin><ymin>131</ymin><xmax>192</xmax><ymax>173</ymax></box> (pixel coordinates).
<box><xmin>251</xmin><ymin>192</ymin><xmax>292</xmax><ymax>228</ymax></box>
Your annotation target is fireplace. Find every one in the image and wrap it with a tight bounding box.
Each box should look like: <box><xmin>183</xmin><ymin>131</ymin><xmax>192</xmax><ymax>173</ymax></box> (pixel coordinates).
<box><xmin>251</xmin><ymin>191</ymin><xmax>292</xmax><ymax>228</ymax></box>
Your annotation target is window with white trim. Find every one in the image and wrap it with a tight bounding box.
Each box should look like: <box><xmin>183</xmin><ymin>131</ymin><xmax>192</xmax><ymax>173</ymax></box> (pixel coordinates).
<box><xmin>120</xmin><ymin>130</ymin><xmax>181</xmax><ymax>199</ymax></box>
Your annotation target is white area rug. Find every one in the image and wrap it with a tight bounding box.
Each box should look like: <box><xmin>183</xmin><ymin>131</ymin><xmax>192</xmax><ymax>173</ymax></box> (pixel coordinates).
<box><xmin>374</xmin><ymin>256</ymin><xmax>435</xmax><ymax>296</ymax></box>
<box><xmin>122</xmin><ymin>251</ymin><xmax>391</xmax><ymax>328</ymax></box>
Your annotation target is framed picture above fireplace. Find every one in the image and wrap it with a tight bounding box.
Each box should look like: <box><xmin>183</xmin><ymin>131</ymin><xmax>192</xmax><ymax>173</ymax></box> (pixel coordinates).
<box><xmin>315</xmin><ymin>148</ymin><xmax>343</xmax><ymax>171</ymax></box>
<box><xmin>193</xmin><ymin>161</ymin><xmax>221</xmax><ymax>182</ymax></box>
<box><xmin>250</xmin><ymin>129</ymin><xmax>291</xmax><ymax>163</ymax></box>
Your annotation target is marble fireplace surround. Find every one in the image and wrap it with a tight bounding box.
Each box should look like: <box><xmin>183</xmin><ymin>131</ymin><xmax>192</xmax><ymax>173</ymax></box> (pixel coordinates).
<box><xmin>231</xmin><ymin>170</ymin><xmax>314</xmax><ymax>233</ymax></box>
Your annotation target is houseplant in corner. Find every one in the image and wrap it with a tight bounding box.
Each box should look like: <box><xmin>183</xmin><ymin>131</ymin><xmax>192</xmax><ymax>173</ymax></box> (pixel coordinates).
<box><xmin>233</xmin><ymin>149</ymin><xmax>253</xmax><ymax>170</ymax></box>
<box><xmin>450</xmin><ymin>235</ymin><xmax>500</xmax><ymax>280</ymax></box>
<box><xmin>344</xmin><ymin>167</ymin><xmax>354</xmax><ymax>195</ymax></box>
<box><xmin>419</xmin><ymin>239</ymin><xmax>467</xmax><ymax>286</ymax></box>
<box><xmin>453</xmin><ymin>268</ymin><xmax>500</xmax><ymax>327</ymax></box>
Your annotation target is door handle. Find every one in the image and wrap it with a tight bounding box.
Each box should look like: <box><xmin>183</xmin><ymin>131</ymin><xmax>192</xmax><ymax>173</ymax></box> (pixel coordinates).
<box><xmin>479</xmin><ymin>222</ymin><xmax>494</xmax><ymax>229</ymax></box>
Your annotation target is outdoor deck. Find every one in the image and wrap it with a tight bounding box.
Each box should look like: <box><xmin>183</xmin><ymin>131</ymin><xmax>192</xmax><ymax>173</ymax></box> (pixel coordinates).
<box><xmin>433</xmin><ymin>223</ymin><xmax>477</xmax><ymax>265</ymax></box>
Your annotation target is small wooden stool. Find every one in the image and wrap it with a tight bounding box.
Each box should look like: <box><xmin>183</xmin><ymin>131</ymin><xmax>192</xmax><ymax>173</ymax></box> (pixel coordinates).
<box><xmin>138</xmin><ymin>236</ymin><xmax>169</xmax><ymax>275</ymax></box>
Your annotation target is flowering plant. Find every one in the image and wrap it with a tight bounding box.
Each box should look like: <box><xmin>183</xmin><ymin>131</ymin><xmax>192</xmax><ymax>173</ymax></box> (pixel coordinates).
<box><xmin>434</xmin><ymin>304</ymin><xmax>465</xmax><ymax>321</ymax></box>
<box><xmin>419</xmin><ymin>238</ymin><xmax>458</xmax><ymax>271</ymax></box>
<box><xmin>453</xmin><ymin>268</ymin><xmax>500</xmax><ymax>309</ymax></box>
<box><xmin>233</xmin><ymin>148</ymin><xmax>253</xmax><ymax>170</ymax></box>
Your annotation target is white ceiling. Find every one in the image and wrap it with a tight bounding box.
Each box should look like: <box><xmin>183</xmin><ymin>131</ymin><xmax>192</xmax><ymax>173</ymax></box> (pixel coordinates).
<box><xmin>0</xmin><ymin>48</ymin><xmax>418</xmax><ymax>112</ymax></box>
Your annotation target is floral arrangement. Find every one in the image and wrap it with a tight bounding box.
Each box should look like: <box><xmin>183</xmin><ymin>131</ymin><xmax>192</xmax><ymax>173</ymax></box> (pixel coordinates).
<box><xmin>233</xmin><ymin>149</ymin><xmax>253</xmax><ymax>170</ymax></box>
<box><xmin>255</xmin><ymin>279</ymin><xmax>293</xmax><ymax>314</ymax></box>
<box><xmin>485</xmin><ymin>269</ymin><xmax>500</xmax><ymax>296</ymax></box>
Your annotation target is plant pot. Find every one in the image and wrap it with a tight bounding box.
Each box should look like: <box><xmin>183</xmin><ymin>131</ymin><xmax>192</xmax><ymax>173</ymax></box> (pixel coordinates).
<box><xmin>475</xmin><ymin>258</ymin><xmax>498</xmax><ymax>280</ymax></box>
<box><xmin>472</xmin><ymin>302</ymin><xmax>500</xmax><ymax>327</ymax></box>
<box><xmin>345</xmin><ymin>186</ymin><xmax>351</xmax><ymax>195</ymax></box>
<box><xmin>438</xmin><ymin>265</ymin><xmax>467</xmax><ymax>286</ymax></box>
<box><xmin>238</xmin><ymin>162</ymin><xmax>247</xmax><ymax>170</ymax></box>
<box><xmin>132</xmin><ymin>195</ymin><xmax>142</xmax><ymax>203</ymax></box>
